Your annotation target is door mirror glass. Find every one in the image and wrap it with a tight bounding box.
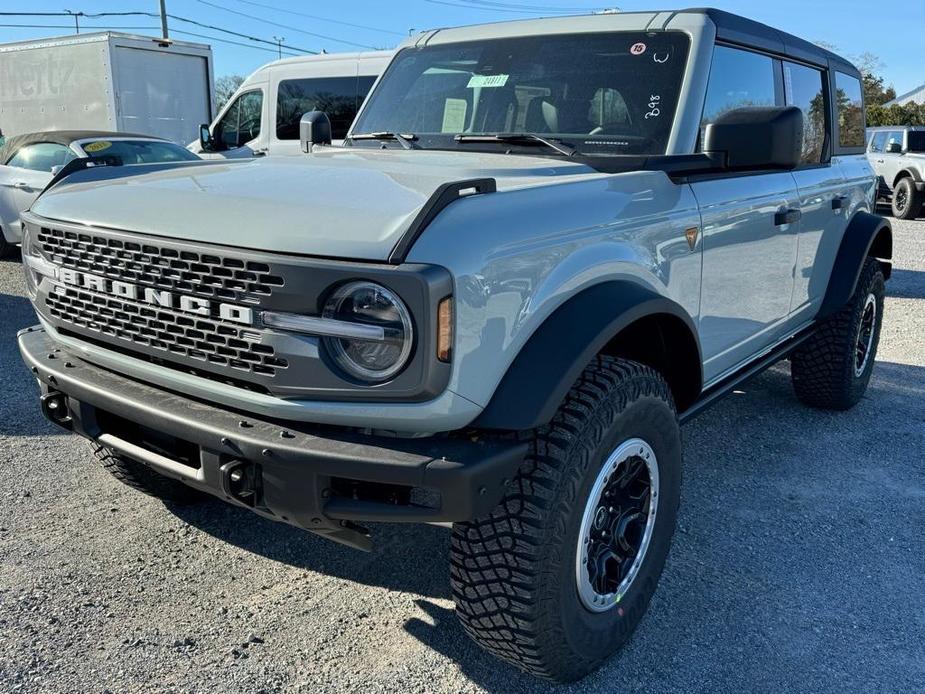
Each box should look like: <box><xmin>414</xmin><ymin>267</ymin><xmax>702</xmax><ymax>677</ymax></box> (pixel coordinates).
<box><xmin>299</xmin><ymin>111</ymin><xmax>333</xmax><ymax>153</ymax></box>
<box><xmin>199</xmin><ymin>123</ymin><xmax>215</xmax><ymax>151</ymax></box>
<box><xmin>702</xmin><ymin>106</ymin><xmax>803</xmax><ymax>171</ymax></box>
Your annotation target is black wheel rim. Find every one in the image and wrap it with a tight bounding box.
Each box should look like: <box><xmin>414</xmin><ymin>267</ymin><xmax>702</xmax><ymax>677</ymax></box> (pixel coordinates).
<box><xmin>576</xmin><ymin>439</ymin><xmax>658</xmax><ymax>612</ymax></box>
<box><xmin>855</xmin><ymin>293</ymin><xmax>877</xmax><ymax>377</ymax></box>
<box><xmin>896</xmin><ymin>187</ymin><xmax>907</xmax><ymax>212</ymax></box>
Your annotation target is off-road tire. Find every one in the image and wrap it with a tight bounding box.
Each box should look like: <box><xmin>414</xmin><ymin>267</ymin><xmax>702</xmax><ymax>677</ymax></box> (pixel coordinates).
<box><xmin>0</xmin><ymin>229</ymin><xmax>13</xmax><ymax>260</ymax></box>
<box><xmin>93</xmin><ymin>444</ymin><xmax>205</xmax><ymax>504</ymax></box>
<box><xmin>891</xmin><ymin>177</ymin><xmax>922</xmax><ymax>220</ymax></box>
<box><xmin>450</xmin><ymin>357</ymin><xmax>682</xmax><ymax>682</ymax></box>
<box><xmin>791</xmin><ymin>257</ymin><xmax>885</xmax><ymax>410</ymax></box>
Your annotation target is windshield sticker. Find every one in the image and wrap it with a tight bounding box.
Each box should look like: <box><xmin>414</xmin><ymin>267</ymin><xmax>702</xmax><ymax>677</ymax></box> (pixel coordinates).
<box><xmin>442</xmin><ymin>98</ymin><xmax>468</xmax><ymax>132</ymax></box>
<box><xmin>83</xmin><ymin>141</ymin><xmax>112</xmax><ymax>153</ymax></box>
<box><xmin>467</xmin><ymin>74</ymin><xmax>509</xmax><ymax>89</ymax></box>
<box><xmin>630</xmin><ymin>42</ymin><xmax>647</xmax><ymax>56</ymax></box>
<box><xmin>645</xmin><ymin>95</ymin><xmax>662</xmax><ymax>120</ymax></box>
<box><xmin>653</xmin><ymin>51</ymin><xmax>670</xmax><ymax>64</ymax></box>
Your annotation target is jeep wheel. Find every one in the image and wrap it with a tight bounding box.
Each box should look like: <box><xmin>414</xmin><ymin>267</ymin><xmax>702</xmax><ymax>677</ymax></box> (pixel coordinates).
<box><xmin>451</xmin><ymin>357</ymin><xmax>681</xmax><ymax>682</ymax></box>
<box><xmin>891</xmin><ymin>177</ymin><xmax>922</xmax><ymax>220</ymax></box>
<box><xmin>93</xmin><ymin>444</ymin><xmax>205</xmax><ymax>505</ymax></box>
<box><xmin>791</xmin><ymin>257</ymin><xmax>885</xmax><ymax>410</ymax></box>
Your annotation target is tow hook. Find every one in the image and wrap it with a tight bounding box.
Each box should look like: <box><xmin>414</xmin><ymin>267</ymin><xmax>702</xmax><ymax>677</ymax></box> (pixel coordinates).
<box><xmin>40</xmin><ymin>392</ymin><xmax>72</xmax><ymax>429</ymax></box>
<box><xmin>220</xmin><ymin>459</ymin><xmax>259</xmax><ymax>507</ymax></box>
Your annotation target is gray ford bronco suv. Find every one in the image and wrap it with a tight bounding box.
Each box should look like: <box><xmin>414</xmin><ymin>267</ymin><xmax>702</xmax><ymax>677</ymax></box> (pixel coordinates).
<box><xmin>867</xmin><ymin>125</ymin><xmax>925</xmax><ymax>219</ymax></box>
<box><xmin>17</xmin><ymin>8</ymin><xmax>892</xmax><ymax>682</ymax></box>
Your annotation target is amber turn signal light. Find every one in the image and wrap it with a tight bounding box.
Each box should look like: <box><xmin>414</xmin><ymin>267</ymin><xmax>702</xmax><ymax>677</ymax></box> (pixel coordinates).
<box><xmin>437</xmin><ymin>297</ymin><xmax>453</xmax><ymax>362</ymax></box>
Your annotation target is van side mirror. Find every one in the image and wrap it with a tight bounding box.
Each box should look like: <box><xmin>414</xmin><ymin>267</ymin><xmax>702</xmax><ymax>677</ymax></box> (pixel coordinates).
<box><xmin>886</xmin><ymin>141</ymin><xmax>903</xmax><ymax>154</ymax></box>
<box><xmin>199</xmin><ymin>123</ymin><xmax>216</xmax><ymax>152</ymax></box>
<box><xmin>703</xmin><ymin>106</ymin><xmax>803</xmax><ymax>172</ymax></box>
<box><xmin>300</xmin><ymin>111</ymin><xmax>332</xmax><ymax>153</ymax></box>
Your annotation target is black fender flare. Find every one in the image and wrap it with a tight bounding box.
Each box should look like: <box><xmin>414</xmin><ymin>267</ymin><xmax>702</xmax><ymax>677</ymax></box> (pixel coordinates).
<box><xmin>892</xmin><ymin>167</ymin><xmax>923</xmax><ymax>189</ymax></box>
<box><xmin>817</xmin><ymin>211</ymin><xmax>892</xmax><ymax>321</ymax></box>
<box><xmin>472</xmin><ymin>281</ymin><xmax>702</xmax><ymax>431</ymax></box>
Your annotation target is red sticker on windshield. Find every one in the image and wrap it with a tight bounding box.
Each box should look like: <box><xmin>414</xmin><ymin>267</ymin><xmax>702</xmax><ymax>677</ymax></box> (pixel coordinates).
<box><xmin>630</xmin><ymin>42</ymin><xmax>647</xmax><ymax>56</ymax></box>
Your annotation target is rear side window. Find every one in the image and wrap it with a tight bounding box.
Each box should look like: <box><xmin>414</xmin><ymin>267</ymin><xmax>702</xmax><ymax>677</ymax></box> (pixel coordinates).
<box><xmin>835</xmin><ymin>72</ymin><xmax>864</xmax><ymax>148</ymax></box>
<box><xmin>702</xmin><ymin>46</ymin><xmax>777</xmax><ymax>125</ymax></box>
<box><xmin>908</xmin><ymin>131</ymin><xmax>925</xmax><ymax>152</ymax></box>
<box><xmin>276</xmin><ymin>77</ymin><xmax>367</xmax><ymax>140</ymax></box>
<box><xmin>783</xmin><ymin>61</ymin><xmax>826</xmax><ymax>164</ymax></box>
<box><xmin>6</xmin><ymin>142</ymin><xmax>77</xmax><ymax>171</ymax></box>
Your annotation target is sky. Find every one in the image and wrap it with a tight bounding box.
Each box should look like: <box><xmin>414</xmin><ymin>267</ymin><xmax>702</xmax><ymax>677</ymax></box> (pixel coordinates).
<box><xmin>2</xmin><ymin>0</ymin><xmax>922</xmax><ymax>96</ymax></box>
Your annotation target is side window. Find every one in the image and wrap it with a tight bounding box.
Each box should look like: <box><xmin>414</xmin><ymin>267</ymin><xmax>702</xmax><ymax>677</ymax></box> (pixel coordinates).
<box><xmin>868</xmin><ymin>131</ymin><xmax>887</xmax><ymax>153</ymax></box>
<box><xmin>216</xmin><ymin>90</ymin><xmax>263</xmax><ymax>149</ymax></box>
<box><xmin>783</xmin><ymin>61</ymin><xmax>826</xmax><ymax>165</ymax></box>
<box><xmin>6</xmin><ymin>143</ymin><xmax>77</xmax><ymax>171</ymax></box>
<box><xmin>276</xmin><ymin>77</ymin><xmax>364</xmax><ymax>140</ymax></box>
<box><xmin>834</xmin><ymin>72</ymin><xmax>864</xmax><ymax>148</ymax></box>
<box><xmin>885</xmin><ymin>130</ymin><xmax>904</xmax><ymax>152</ymax></box>
<box><xmin>701</xmin><ymin>45</ymin><xmax>777</xmax><ymax>127</ymax></box>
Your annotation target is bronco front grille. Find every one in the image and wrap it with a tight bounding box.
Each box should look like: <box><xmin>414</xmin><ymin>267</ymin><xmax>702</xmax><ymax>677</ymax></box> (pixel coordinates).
<box><xmin>37</xmin><ymin>227</ymin><xmax>285</xmax><ymax>303</ymax></box>
<box><xmin>46</xmin><ymin>283</ymin><xmax>288</xmax><ymax>377</ymax></box>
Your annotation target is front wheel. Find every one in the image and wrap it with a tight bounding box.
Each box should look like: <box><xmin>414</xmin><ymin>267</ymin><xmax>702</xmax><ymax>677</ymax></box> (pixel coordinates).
<box><xmin>891</xmin><ymin>177</ymin><xmax>923</xmax><ymax>220</ymax></box>
<box><xmin>451</xmin><ymin>357</ymin><xmax>681</xmax><ymax>682</ymax></box>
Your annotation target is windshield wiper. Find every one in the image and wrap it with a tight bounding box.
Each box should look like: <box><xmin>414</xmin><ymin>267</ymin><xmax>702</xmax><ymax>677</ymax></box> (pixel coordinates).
<box><xmin>347</xmin><ymin>131</ymin><xmax>419</xmax><ymax>150</ymax></box>
<box><xmin>454</xmin><ymin>133</ymin><xmax>576</xmax><ymax>157</ymax></box>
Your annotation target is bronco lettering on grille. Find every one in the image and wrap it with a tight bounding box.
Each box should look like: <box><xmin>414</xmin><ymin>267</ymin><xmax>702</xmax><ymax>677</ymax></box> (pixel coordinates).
<box><xmin>55</xmin><ymin>267</ymin><xmax>254</xmax><ymax>325</ymax></box>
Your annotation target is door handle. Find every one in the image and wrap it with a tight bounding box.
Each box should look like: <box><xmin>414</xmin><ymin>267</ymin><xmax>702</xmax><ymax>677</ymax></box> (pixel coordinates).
<box><xmin>831</xmin><ymin>196</ymin><xmax>847</xmax><ymax>210</ymax></box>
<box><xmin>876</xmin><ymin>159</ymin><xmax>884</xmax><ymax>164</ymax></box>
<box><xmin>12</xmin><ymin>181</ymin><xmax>32</xmax><ymax>190</ymax></box>
<box><xmin>774</xmin><ymin>209</ymin><xmax>802</xmax><ymax>226</ymax></box>
<box><xmin>252</xmin><ymin>149</ymin><xmax>267</xmax><ymax>157</ymax></box>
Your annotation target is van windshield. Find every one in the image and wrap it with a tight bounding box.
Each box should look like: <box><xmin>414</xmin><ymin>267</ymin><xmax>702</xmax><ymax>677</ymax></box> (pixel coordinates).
<box><xmin>351</xmin><ymin>31</ymin><xmax>690</xmax><ymax>157</ymax></box>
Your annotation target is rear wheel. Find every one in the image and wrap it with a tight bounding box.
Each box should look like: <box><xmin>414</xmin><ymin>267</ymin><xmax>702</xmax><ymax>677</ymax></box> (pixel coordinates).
<box><xmin>891</xmin><ymin>177</ymin><xmax>922</xmax><ymax>220</ymax></box>
<box><xmin>93</xmin><ymin>444</ymin><xmax>205</xmax><ymax>505</ymax></box>
<box><xmin>791</xmin><ymin>257</ymin><xmax>885</xmax><ymax>410</ymax></box>
<box><xmin>451</xmin><ymin>357</ymin><xmax>681</xmax><ymax>682</ymax></box>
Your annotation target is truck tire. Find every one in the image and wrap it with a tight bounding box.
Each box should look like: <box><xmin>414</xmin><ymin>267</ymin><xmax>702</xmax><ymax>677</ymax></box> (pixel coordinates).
<box><xmin>0</xmin><ymin>229</ymin><xmax>13</xmax><ymax>260</ymax></box>
<box><xmin>93</xmin><ymin>444</ymin><xmax>205</xmax><ymax>505</ymax></box>
<box><xmin>791</xmin><ymin>257</ymin><xmax>885</xmax><ymax>410</ymax></box>
<box><xmin>891</xmin><ymin>177</ymin><xmax>922</xmax><ymax>220</ymax></box>
<box><xmin>450</xmin><ymin>357</ymin><xmax>681</xmax><ymax>682</ymax></box>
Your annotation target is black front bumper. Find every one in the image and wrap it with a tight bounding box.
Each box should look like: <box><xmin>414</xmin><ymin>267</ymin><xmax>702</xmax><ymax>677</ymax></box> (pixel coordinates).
<box><xmin>18</xmin><ymin>326</ymin><xmax>527</xmax><ymax>550</ymax></box>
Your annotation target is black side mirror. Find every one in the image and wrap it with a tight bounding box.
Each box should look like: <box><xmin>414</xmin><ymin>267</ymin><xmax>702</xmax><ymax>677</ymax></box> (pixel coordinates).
<box><xmin>300</xmin><ymin>111</ymin><xmax>332</xmax><ymax>153</ymax></box>
<box><xmin>703</xmin><ymin>106</ymin><xmax>803</xmax><ymax>172</ymax></box>
<box><xmin>199</xmin><ymin>123</ymin><xmax>216</xmax><ymax>152</ymax></box>
<box><xmin>886</xmin><ymin>141</ymin><xmax>904</xmax><ymax>154</ymax></box>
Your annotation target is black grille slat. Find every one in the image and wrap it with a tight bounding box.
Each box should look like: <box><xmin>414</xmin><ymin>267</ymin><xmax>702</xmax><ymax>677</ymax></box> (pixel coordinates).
<box><xmin>37</xmin><ymin>227</ymin><xmax>284</xmax><ymax>302</ymax></box>
<box><xmin>46</xmin><ymin>284</ymin><xmax>288</xmax><ymax>377</ymax></box>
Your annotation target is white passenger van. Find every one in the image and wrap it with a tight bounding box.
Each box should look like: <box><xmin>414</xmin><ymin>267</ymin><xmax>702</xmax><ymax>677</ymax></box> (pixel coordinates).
<box><xmin>191</xmin><ymin>50</ymin><xmax>392</xmax><ymax>158</ymax></box>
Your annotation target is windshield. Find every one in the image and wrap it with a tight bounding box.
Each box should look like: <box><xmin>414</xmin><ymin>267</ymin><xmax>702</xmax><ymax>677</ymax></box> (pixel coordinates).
<box><xmin>908</xmin><ymin>131</ymin><xmax>925</xmax><ymax>153</ymax></box>
<box><xmin>77</xmin><ymin>139</ymin><xmax>200</xmax><ymax>164</ymax></box>
<box><xmin>352</xmin><ymin>31</ymin><xmax>690</xmax><ymax>156</ymax></box>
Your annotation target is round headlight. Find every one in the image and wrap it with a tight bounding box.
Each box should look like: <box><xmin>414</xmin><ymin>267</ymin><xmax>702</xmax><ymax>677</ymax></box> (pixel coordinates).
<box><xmin>322</xmin><ymin>281</ymin><xmax>413</xmax><ymax>382</ymax></box>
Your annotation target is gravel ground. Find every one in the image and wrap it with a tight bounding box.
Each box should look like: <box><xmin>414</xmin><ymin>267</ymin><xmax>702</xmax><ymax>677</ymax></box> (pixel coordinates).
<box><xmin>1</xmin><ymin>217</ymin><xmax>923</xmax><ymax>694</ymax></box>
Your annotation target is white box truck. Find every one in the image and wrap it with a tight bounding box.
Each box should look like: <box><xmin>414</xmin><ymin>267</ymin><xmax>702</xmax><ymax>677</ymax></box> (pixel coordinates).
<box><xmin>0</xmin><ymin>32</ymin><xmax>214</xmax><ymax>144</ymax></box>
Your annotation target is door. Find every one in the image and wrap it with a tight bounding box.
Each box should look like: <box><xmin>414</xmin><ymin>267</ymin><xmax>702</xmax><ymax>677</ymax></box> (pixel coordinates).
<box><xmin>202</xmin><ymin>88</ymin><xmax>266</xmax><ymax>159</ymax></box>
<box><xmin>783</xmin><ymin>60</ymin><xmax>847</xmax><ymax>316</ymax></box>
<box><xmin>692</xmin><ymin>45</ymin><xmax>800</xmax><ymax>383</ymax></box>
<box><xmin>0</xmin><ymin>142</ymin><xmax>73</xmax><ymax>242</ymax></box>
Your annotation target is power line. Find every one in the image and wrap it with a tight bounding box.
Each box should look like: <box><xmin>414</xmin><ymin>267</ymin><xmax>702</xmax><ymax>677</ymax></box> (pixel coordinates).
<box><xmin>224</xmin><ymin>0</ymin><xmax>406</xmax><ymax>37</ymax></box>
<box><xmin>423</xmin><ymin>0</ymin><xmax>599</xmax><ymax>12</ymax></box>
<box><xmin>464</xmin><ymin>0</ymin><xmax>610</xmax><ymax>10</ymax></box>
<box><xmin>193</xmin><ymin>0</ymin><xmax>381</xmax><ymax>50</ymax></box>
<box><xmin>0</xmin><ymin>21</ymin><xmax>299</xmax><ymax>56</ymax></box>
<box><xmin>0</xmin><ymin>10</ymin><xmax>318</xmax><ymax>54</ymax></box>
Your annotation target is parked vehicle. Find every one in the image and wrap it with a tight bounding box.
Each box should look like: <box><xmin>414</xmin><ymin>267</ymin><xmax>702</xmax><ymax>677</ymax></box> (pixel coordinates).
<box><xmin>191</xmin><ymin>50</ymin><xmax>392</xmax><ymax>158</ymax></box>
<box><xmin>0</xmin><ymin>131</ymin><xmax>200</xmax><ymax>258</ymax></box>
<box><xmin>867</xmin><ymin>125</ymin><xmax>925</xmax><ymax>219</ymax></box>
<box><xmin>0</xmin><ymin>32</ymin><xmax>214</xmax><ymax>144</ymax></box>
<box><xmin>17</xmin><ymin>9</ymin><xmax>891</xmax><ymax>683</ymax></box>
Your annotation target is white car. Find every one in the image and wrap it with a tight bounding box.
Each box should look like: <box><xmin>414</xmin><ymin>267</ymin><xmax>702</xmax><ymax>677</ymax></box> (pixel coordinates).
<box><xmin>0</xmin><ymin>131</ymin><xmax>200</xmax><ymax>258</ymax></box>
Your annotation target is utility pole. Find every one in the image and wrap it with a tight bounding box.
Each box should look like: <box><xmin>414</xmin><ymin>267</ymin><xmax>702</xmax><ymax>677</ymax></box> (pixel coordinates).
<box><xmin>159</xmin><ymin>0</ymin><xmax>169</xmax><ymax>41</ymax></box>
<box><xmin>273</xmin><ymin>36</ymin><xmax>284</xmax><ymax>60</ymax></box>
<box><xmin>65</xmin><ymin>9</ymin><xmax>80</xmax><ymax>34</ymax></box>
